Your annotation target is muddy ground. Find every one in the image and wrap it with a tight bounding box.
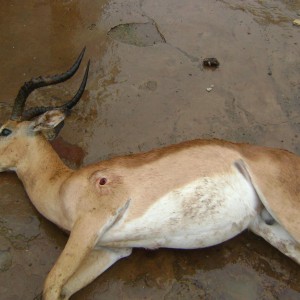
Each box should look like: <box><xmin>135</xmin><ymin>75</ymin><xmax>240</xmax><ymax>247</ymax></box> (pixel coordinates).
<box><xmin>0</xmin><ymin>0</ymin><xmax>299</xmax><ymax>299</ymax></box>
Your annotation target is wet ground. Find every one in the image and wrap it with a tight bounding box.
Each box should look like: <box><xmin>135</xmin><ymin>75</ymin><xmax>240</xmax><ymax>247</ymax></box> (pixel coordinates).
<box><xmin>0</xmin><ymin>0</ymin><xmax>300</xmax><ymax>299</ymax></box>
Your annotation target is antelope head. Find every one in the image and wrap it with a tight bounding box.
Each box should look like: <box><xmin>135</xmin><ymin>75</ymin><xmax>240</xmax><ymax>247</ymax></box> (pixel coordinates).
<box><xmin>0</xmin><ymin>49</ymin><xmax>90</xmax><ymax>172</ymax></box>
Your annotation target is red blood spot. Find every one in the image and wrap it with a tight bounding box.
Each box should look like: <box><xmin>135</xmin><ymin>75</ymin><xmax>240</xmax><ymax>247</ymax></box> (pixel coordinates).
<box><xmin>99</xmin><ymin>178</ymin><xmax>107</xmax><ymax>185</ymax></box>
<box><xmin>51</xmin><ymin>137</ymin><xmax>85</xmax><ymax>167</ymax></box>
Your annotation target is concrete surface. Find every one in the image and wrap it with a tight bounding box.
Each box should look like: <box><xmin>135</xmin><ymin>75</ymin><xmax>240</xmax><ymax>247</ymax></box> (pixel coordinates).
<box><xmin>0</xmin><ymin>0</ymin><xmax>299</xmax><ymax>299</ymax></box>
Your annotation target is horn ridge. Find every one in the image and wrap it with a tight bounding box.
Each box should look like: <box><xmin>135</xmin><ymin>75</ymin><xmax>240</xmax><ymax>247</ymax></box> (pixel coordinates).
<box><xmin>62</xmin><ymin>59</ymin><xmax>90</xmax><ymax>111</ymax></box>
<box><xmin>22</xmin><ymin>60</ymin><xmax>90</xmax><ymax>120</ymax></box>
<box><xmin>10</xmin><ymin>47</ymin><xmax>86</xmax><ymax>121</ymax></box>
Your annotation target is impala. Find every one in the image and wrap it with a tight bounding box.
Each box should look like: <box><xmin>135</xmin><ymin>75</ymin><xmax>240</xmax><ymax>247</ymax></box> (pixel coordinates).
<box><xmin>0</xmin><ymin>49</ymin><xmax>299</xmax><ymax>300</ymax></box>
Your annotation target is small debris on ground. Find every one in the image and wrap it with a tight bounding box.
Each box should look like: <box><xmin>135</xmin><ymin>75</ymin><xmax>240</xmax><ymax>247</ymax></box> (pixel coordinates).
<box><xmin>206</xmin><ymin>84</ymin><xmax>214</xmax><ymax>92</ymax></box>
<box><xmin>203</xmin><ymin>58</ymin><xmax>220</xmax><ymax>69</ymax></box>
<box><xmin>293</xmin><ymin>19</ymin><xmax>300</xmax><ymax>26</ymax></box>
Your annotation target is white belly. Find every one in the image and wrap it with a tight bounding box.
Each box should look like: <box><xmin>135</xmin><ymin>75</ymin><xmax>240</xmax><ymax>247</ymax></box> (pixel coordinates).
<box><xmin>100</xmin><ymin>172</ymin><xmax>259</xmax><ymax>249</ymax></box>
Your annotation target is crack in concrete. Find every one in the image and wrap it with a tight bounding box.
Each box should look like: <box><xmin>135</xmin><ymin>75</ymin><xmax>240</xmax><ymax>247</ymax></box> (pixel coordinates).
<box><xmin>139</xmin><ymin>0</ymin><xmax>199</xmax><ymax>62</ymax></box>
<box><xmin>235</xmin><ymin>101</ymin><xmax>300</xmax><ymax>127</ymax></box>
<box><xmin>138</xmin><ymin>0</ymin><xmax>166</xmax><ymax>41</ymax></box>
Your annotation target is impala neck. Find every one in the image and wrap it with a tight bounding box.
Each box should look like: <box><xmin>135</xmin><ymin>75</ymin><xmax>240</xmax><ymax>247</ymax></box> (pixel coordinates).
<box><xmin>15</xmin><ymin>134</ymin><xmax>73</xmax><ymax>227</ymax></box>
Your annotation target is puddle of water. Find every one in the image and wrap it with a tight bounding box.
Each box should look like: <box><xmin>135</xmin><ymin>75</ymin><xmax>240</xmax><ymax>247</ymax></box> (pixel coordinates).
<box><xmin>0</xmin><ymin>0</ymin><xmax>108</xmax><ymax>109</ymax></box>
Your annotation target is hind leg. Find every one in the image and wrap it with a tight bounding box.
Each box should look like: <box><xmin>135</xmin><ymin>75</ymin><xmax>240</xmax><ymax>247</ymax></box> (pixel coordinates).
<box><xmin>250</xmin><ymin>211</ymin><xmax>300</xmax><ymax>264</ymax></box>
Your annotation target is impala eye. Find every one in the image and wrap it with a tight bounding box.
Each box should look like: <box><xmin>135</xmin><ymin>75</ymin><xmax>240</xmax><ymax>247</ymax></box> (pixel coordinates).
<box><xmin>0</xmin><ymin>128</ymin><xmax>12</xmax><ymax>136</ymax></box>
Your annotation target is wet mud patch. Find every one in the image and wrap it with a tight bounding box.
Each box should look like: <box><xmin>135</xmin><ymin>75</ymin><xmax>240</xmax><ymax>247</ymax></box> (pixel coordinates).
<box><xmin>139</xmin><ymin>80</ymin><xmax>158</xmax><ymax>91</ymax></box>
<box><xmin>108</xmin><ymin>22</ymin><xmax>166</xmax><ymax>46</ymax></box>
<box><xmin>0</xmin><ymin>215</ymin><xmax>40</xmax><ymax>249</ymax></box>
<box><xmin>73</xmin><ymin>232</ymin><xmax>300</xmax><ymax>299</ymax></box>
<box><xmin>0</xmin><ymin>250</ymin><xmax>12</xmax><ymax>272</ymax></box>
<box><xmin>0</xmin><ymin>181</ymin><xmax>41</xmax><ymax>249</ymax></box>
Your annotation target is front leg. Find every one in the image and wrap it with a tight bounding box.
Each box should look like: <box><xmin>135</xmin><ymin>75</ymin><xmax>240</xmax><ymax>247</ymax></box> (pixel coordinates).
<box><xmin>43</xmin><ymin>215</ymin><xmax>99</xmax><ymax>300</ymax></box>
<box><xmin>43</xmin><ymin>200</ymin><xmax>130</xmax><ymax>300</ymax></box>
<box><xmin>61</xmin><ymin>247</ymin><xmax>132</xmax><ymax>299</ymax></box>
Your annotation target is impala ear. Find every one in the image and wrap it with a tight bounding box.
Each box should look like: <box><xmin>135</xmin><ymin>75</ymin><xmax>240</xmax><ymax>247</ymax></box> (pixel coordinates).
<box><xmin>30</xmin><ymin>110</ymin><xmax>66</xmax><ymax>140</ymax></box>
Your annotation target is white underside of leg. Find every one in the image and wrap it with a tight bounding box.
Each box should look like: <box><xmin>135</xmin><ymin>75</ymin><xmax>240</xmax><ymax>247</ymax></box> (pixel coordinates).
<box><xmin>250</xmin><ymin>215</ymin><xmax>300</xmax><ymax>264</ymax></box>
